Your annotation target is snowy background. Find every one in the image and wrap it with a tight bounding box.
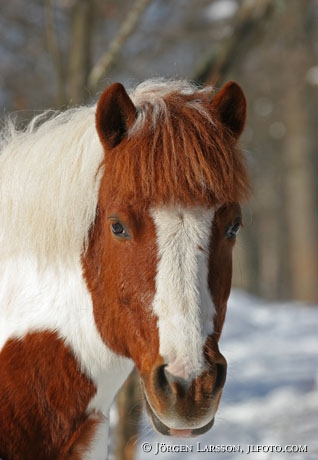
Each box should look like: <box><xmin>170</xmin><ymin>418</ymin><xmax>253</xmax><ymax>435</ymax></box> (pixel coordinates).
<box><xmin>118</xmin><ymin>290</ymin><xmax>318</xmax><ymax>460</ymax></box>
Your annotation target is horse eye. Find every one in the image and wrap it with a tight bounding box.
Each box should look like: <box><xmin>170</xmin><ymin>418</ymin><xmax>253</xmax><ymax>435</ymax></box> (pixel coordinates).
<box><xmin>226</xmin><ymin>221</ymin><xmax>241</xmax><ymax>239</ymax></box>
<box><xmin>111</xmin><ymin>221</ymin><xmax>130</xmax><ymax>238</ymax></box>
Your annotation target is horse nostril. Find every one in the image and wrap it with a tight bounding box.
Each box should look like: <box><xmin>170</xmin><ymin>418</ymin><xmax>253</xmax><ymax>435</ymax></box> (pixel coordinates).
<box><xmin>164</xmin><ymin>367</ymin><xmax>190</xmax><ymax>397</ymax></box>
<box><xmin>214</xmin><ymin>361</ymin><xmax>227</xmax><ymax>391</ymax></box>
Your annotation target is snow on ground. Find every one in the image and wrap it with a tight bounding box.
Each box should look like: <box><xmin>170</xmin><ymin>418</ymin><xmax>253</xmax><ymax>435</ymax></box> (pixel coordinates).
<box><xmin>132</xmin><ymin>290</ymin><xmax>318</xmax><ymax>460</ymax></box>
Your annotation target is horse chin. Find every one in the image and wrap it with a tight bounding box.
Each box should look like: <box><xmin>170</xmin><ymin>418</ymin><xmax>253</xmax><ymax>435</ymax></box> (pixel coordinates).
<box><xmin>144</xmin><ymin>398</ymin><xmax>214</xmax><ymax>438</ymax></box>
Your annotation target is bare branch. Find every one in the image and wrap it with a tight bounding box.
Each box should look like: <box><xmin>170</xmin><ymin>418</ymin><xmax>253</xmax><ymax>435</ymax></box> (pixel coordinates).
<box><xmin>88</xmin><ymin>0</ymin><xmax>152</xmax><ymax>93</ymax></box>
<box><xmin>193</xmin><ymin>0</ymin><xmax>276</xmax><ymax>86</ymax></box>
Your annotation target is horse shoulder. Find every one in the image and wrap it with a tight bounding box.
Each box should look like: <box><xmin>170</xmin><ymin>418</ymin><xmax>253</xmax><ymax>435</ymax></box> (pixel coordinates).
<box><xmin>0</xmin><ymin>331</ymin><xmax>100</xmax><ymax>459</ymax></box>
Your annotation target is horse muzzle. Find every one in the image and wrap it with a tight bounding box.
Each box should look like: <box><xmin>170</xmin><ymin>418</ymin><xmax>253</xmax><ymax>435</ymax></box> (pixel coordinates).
<box><xmin>141</xmin><ymin>336</ymin><xmax>227</xmax><ymax>438</ymax></box>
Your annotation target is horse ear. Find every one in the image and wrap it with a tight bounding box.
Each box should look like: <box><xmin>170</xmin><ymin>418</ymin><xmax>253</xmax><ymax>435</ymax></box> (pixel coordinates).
<box><xmin>212</xmin><ymin>82</ymin><xmax>246</xmax><ymax>140</ymax></box>
<box><xmin>96</xmin><ymin>82</ymin><xmax>137</xmax><ymax>149</ymax></box>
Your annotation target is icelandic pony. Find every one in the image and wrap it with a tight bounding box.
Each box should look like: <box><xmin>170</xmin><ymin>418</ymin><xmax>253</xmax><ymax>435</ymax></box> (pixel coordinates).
<box><xmin>0</xmin><ymin>79</ymin><xmax>248</xmax><ymax>459</ymax></box>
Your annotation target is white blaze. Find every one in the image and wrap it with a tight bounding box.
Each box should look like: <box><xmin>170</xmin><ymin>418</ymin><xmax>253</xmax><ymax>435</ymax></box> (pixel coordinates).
<box><xmin>151</xmin><ymin>206</ymin><xmax>215</xmax><ymax>380</ymax></box>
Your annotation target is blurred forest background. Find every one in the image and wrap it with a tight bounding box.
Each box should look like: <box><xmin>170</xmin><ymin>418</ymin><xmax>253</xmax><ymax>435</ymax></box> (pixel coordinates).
<box><xmin>0</xmin><ymin>0</ymin><xmax>317</xmax><ymax>458</ymax></box>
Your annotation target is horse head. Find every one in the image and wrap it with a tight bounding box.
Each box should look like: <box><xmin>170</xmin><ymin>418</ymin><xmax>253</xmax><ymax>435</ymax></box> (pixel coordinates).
<box><xmin>83</xmin><ymin>80</ymin><xmax>248</xmax><ymax>437</ymax></box>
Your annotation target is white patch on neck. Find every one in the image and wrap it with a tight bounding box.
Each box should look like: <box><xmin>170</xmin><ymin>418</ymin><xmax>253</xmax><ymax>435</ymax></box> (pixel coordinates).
<box><xmin>151</xmin><ymin>206</ymin><xmax>215</xmax><ymax>380</ymax></box>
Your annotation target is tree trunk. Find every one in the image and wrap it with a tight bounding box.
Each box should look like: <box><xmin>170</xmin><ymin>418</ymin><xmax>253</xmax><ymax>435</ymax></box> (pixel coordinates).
<box><xmin>69</xmin><ymin>0</ymin><xmax>94</xmax><ymax>105</ymax></box>
<box><xmin>282</xmin><ymin>85</ymin><xmax>317</xmax><ymax>302</ymax></box>
<box><xmin>115</xmin><ymin>369</ymin><xmax>143</xmax><ymax>460</ymax></box>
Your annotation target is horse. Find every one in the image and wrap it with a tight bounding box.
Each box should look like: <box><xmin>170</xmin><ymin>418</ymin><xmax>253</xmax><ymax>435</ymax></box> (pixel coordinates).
<box><xmin>0</xmin><ymin>78</ymin><xmax>249</xmax><ymax>459</ymax></box>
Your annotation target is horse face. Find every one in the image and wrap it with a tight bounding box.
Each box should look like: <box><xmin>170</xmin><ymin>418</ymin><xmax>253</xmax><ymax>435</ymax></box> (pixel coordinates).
<box><xmin>84</xmin><ymin>199</ymin><xmax>241</xmax><ymax>437</ymax></box>
<box><xmin>85</xmin><ymin>80</ymin><xmax>247</xmax><ymax>437</ymax></box>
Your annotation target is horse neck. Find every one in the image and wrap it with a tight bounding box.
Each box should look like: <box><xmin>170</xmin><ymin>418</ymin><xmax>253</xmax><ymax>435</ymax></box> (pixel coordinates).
<box><xmin>1</xmin><ymin>255</ymin><xmax>133</xmax><ymax>408</ymax></box>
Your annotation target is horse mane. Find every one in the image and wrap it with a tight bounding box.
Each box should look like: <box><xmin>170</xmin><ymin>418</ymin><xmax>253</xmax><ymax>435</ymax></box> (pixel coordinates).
<box><xmin>103</xmin><ymin>79</ymin><xmax>249</xmax><ymax>208</ymax></box>
<box><xmin>0</xmin><ymin>107</ymin><xmax>104</xmax><ymax>262</ymax></box>
<box><xmin>0</xmin><ymin>79</ymin><xmax>249</xmax><ymax>263</ymax></box>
